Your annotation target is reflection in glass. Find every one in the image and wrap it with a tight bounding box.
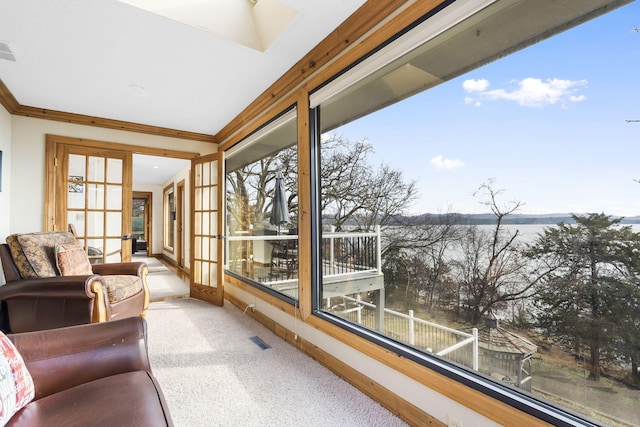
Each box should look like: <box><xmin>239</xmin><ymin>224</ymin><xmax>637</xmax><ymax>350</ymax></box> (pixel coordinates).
<box><xmin>87</xmin><ymin>184</ymin><xmax>104</xmax><ymax>209</ymax></box>
<box><xmin>107</xmin><ymin>158</ymin><xmax>123</xmax><ymax>184</ymax></box>
<box><xmin>68</xmin><ymin>154</ymin><xmax>86</xmax><ymax>179</ymax></box>
<box><xmin>106</xmin><ymin>212</ymin><xmax>122</xmax><ymax>237</ymax></box>
<box><xmin>67</xmin><ymin>211</ymin><xmax>85</xmax><ymax>236</ymax></box>
<box><xmin>88</xmin><ymin>157</ymin><xmax>105</xmax><ymax>182</ymax></box>
<box><xmin>105</xmin><ymin>238</ymin><xmax>121</xmax><ymax>263</ymax></box>
<box><xmin>225</xmin><ymin>108</ymin><xmax>299</xmax><ymax>301</ymax></box>
<box><xmin>106</xmin><ymin>185</ymin><xmax>122</xmax><ymax>210</ymax></box>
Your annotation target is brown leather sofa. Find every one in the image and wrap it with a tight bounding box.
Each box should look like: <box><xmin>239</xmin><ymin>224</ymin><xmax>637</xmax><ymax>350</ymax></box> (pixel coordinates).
<box><xmin>0</xmin><ymin>231</ymin><xmax>150</xmax><ymax>333</ymax></box>
<box><xmin>6</xmin><ymin>316</ymin><xmax>173</xmax><ymax>426</ymax></box>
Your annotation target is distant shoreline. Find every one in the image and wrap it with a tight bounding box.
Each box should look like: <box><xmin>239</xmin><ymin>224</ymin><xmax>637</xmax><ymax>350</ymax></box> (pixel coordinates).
<box><xmin>393</xmin><ymin>213</ymin><xmax>640</xmax><ymax>226</ymax></box>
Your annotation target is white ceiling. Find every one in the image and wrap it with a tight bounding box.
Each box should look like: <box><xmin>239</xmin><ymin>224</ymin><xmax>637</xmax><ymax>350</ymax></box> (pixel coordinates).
<box><xmin>132</xmin><ymin>153</ymin><xmax>190</xmax><ymax>185</ymax></box>
<box><xmin>0</xmin><ymin>0</ymin><xmax>366</xmax><ymax>136</ymax></box>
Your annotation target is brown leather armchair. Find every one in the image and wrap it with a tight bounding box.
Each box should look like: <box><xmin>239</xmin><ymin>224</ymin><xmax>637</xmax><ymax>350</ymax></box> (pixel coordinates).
<box><xmin>6</xmin><ymin>316</ymin><xmax>173</xmax><ymax>426</ymax></box>
<box><xmin>0</xmin><ymin>231</ymin><xmax>150</xmax><ymax>333</ymax></box>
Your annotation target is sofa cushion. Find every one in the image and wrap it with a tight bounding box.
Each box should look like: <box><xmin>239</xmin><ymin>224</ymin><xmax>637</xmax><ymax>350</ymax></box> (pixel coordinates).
<box><xmin>103</xmin><ymin>275</ymin><xmax>143</xmax><ymax>303</ymax></box>
<box><xmin>6</xmin><ymin>232</ymin><xmax>77</xmax><ymax>279</ymax></box>
<box><xmin>55</xmin><ymin>243</ymin><xmax>93</xmax><ymax>276</ymax></box>
<box><xmin>0</xmin><ymin>332</ymin><xmax>34</xmax><ymax>424</ymax></box>
<box><xmin>7</xmin><ymin>371</ymin><xmax>171</xmax><ymax>427</ymax></box>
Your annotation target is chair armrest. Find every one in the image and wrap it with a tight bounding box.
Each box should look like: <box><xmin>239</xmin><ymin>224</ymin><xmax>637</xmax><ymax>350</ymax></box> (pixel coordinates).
<box><xmin>0</xmin><ymin>275</ymin><xmax>103</xmax><ymax>300</ymax></box>
<box><xmin>8</xmin><ymin>316</ymin><xmax>151</xmax><ymax>400</ymax></box>
<box><xmin>92</xmin><ymin>262</ymin><xmax>147</xmax><ymax>277</ymax></box>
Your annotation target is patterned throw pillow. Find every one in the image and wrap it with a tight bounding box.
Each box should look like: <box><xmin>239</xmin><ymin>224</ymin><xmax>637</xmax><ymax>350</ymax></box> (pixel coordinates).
<box><xmin>0</xmin><ymin>332</ymin><xmax>35</xmax><ymax>424</ymax></box>
<box><xmin>55</xmin><ymin>243</ymin><xmax>93</xmax><ymax>276</ymax></box>
<box><xmin>6</xmin><ymin>232</ymin><xmax>78</xmax><ymax>278</ymax></box>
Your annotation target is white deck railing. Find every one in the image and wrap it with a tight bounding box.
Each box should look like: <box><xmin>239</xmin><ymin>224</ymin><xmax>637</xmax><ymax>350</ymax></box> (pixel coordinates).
<box><xmin>226</xmin><ymin>226</ymin><xmax>383</xmax><ymax>277</ymax></box>
<box><xmin>227</xmin><ymin>227</ymin><xmax>477</xmax><ymax>370</ymax></box>
<box><xmin>334</xmin><ymin>295</ymin><xmax>479</xmax><ymax>371</ymax></box>
<box><xmin>322</xmin><ymin>225</ymin><xmax>381</xmax><ymax>276</ymax></box>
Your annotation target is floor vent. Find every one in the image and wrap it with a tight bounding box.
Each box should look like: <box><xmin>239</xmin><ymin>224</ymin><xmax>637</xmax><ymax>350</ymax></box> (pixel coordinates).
<box><xmin>249</xmin><ymin>336</ymin><xmax>271</xmax><ymax>350</ymax></box>
<box><xmin>0</xmin><ymin>41</ymin><xmax>16</xmax><ymax>62</ymax></box>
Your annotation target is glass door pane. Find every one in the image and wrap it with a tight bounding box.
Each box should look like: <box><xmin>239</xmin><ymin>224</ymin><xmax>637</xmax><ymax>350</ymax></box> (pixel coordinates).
<box><xmin>59</xmin><ymin>145</ymin><xmax>132</xmax><ymax>263</ymax></box>
<box><xmin>191</xmin><ymin>153</ymin><xmax>222</xmax><ymax>305</ymax></box>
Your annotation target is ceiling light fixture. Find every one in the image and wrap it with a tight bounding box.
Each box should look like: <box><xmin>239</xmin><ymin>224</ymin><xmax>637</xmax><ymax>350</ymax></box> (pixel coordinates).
<box><xmin>127</xmin><ymin>84</ymin><xmax>149</xmax><ymax>98</ymax></box>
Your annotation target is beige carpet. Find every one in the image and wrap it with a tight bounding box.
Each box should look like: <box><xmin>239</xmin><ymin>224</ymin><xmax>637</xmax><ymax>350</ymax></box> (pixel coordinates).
<box><xmin>135</xmin><ymin>256</ymin><xmax>190</xmax><ymax>301</ymax></box>
<box><xmin>145</xmin><ymin>298</ymin><xmax>408</xmax><ymax>427</ymax></box>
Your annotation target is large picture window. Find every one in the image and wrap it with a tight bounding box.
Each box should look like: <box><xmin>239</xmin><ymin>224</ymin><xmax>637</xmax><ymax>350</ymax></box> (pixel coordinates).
<box><xmin>312</xmin><ymin>1</ymin><xmax>639</xmax><ymax>425</ymax></box>
<box><xmin>225</xmin><ymin>108</ymin><xmax>299</xmax><ymax>302</ymax></box>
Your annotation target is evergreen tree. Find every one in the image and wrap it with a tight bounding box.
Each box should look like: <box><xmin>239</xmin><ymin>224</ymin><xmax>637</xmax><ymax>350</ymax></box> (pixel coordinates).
<box><xmin>525</xmin><ymin>213</ymin><xmax>640</xmax><ymax>380</ymax></box>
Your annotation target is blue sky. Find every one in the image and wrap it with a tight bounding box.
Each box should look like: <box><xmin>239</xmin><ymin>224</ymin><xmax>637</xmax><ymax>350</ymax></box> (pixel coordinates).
<box><xmin>336</xmin><ymin>2</ymin><xmax>640</xmax><ymax>217</ymax></box>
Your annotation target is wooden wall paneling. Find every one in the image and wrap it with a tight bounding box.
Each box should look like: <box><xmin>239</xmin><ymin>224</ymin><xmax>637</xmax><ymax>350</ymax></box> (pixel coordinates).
<box><xmin>44</xmin><ymin>135</ymin><xmax>58</xmax><ymax>231</ymax></box>
<box><xmin>296</xmin><ymin>89</ymin><xmax>312</xmax><ymax>320</ymax></box>
<box><xmin>46</xmin><ymin>134</ymin><xmax>201</xmax><ymax>160</ymax></box>
<box><xmin>17</xmin><ymin>105</ymin><xmax>216</xmax><ymax>143</ymax></box>
<box><xmin>0</xmin><ymin>79</ymin><xmax>19</xmax><ymax>113</ymax></box>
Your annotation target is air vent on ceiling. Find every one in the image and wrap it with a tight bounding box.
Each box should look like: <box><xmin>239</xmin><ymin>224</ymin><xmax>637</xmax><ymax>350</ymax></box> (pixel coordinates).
<box><xmin>0</xmin><ymin>41</ymin><xmax>16</xmax><ymax>62</ymax></box>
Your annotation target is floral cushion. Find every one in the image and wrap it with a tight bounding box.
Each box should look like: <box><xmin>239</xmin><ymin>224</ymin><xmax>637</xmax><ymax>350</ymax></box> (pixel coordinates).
<box><xmin>6</xmin><ymin>232</ymin><xmax>77</xmax><ymax>279</ymax></box>
<box><xmin>103</xmin><ymin>275</ymin><xmax>143</xmax><ymax>303</ymax></box>
<box><xmin>55</xmin><ymin>243</ymin><xmax>93</xmax><ymax>276</ymax></box>
<box><xmin>0</xmin><ymin>332</ymin><xmax>35</xmax><ymax>424</ymax></box>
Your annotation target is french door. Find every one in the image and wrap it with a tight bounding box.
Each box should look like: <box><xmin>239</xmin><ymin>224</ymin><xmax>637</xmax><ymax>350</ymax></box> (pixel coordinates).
<box><xmin>53</xmin><ymin>143</ymin><xmax>132</xmax><ymax>263</ymax></box>
<box><xmin>190</xmin><ymin>153</ymin><xmax>223</xmax><ymax>305</ymax></box>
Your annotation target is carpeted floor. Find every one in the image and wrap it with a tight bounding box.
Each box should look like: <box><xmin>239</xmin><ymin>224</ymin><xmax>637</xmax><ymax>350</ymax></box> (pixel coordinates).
<box><xmin>145</xmin><ymin>298</ymin><xmax>408</xmax><ymax>427</ymax></box>
<box><xmin>136</xmin><ymin>256</ymin><xmax>190</xmax><ymax>301</ymax></box>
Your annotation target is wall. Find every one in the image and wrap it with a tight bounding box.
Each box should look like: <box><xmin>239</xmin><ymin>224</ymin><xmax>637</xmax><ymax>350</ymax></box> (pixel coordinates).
<box><xmin>0</xmin><ymin>105</ymin><xmax>10</xmax><ymax>243</ymax></box>
<box><xmin>161</xmin><ymin>163</ymin><xmax>191</xmax><ymax>266</ymax></box>
<box><xmin>0</xmin><ymin>105</ymin><xmax>10</xmax><ymax>285</ymax></box>
<box><xmin>9</xmin><ymin>116</ymin><xmax>215</xmax><ymax>235</ymax></box>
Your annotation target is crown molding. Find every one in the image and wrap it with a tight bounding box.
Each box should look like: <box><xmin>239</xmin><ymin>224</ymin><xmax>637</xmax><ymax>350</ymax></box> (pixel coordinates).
<box><xmin>0</xmin><ymin>78</ymin><xmax>216</xmax><ymax>144</ymax></box>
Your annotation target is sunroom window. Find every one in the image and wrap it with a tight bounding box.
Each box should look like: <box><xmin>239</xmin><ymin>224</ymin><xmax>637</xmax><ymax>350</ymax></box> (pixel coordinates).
<box><xmin>225</xmin><ymin>108</ymin><xmax>299</xmax><ymax>302</ymax></box>
<box><xmin>311</xmin><ymin>0</ymin><xmax>638</xmax><ymax>425</ymax></box>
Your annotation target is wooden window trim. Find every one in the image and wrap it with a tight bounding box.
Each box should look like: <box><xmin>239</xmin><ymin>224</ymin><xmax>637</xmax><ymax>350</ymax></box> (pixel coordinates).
<box><xmin>44</xmin><ymin>134</ymin><xmax>200</xmax><ymax>231</ymax></box>
<box><xmin>163</xmin><ymin>182</ymin><xmax>175</xmax><ymax>254</ymax></box>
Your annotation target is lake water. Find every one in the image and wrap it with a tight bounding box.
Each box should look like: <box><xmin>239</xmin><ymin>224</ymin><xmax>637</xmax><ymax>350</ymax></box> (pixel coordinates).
<box><xmin>482</xmin><ymin>223</ymin><xmax>640</xmax><ymax>245</ymax></box>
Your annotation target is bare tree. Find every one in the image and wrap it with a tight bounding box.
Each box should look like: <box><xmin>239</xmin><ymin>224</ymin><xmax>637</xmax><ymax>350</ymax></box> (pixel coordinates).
<box><xmin>450</xmin><ymin>181</ymin><xmax>536</xmax><ymax>323</ymax></box>
<box><xmin>226</xmin><ymin>147</ymin><xmax>298</xmax><ymax>233</ymax></box>
<box><xmin>320</xmin><ymin>134</ymin><xmax>416</xmax><ymax>232</ymax></box>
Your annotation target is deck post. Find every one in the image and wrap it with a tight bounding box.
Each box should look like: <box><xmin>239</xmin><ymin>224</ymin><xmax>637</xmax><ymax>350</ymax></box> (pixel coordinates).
<box><xmin>373</xmin><ymin>287</ymin><xmax>385</xmax><ymax>332</ymax></box>
<box><xmin>330</xmin><ymin>225</ymin><xmax>335</xmax><ymax>268</ymax></box>
<box><xmin>409</xmin><ymin>310</ymin><xmax>415</xmax><ymax>345</ymax></box>
<box><xmin>375</xmin><ymin>225</ymin><xmax>381</xmax><ymax>274</ymax></box>
<box><xmin>472</xmin><ymin>327</ymin><xmax>479</xmax><ymax>371</ymax></box>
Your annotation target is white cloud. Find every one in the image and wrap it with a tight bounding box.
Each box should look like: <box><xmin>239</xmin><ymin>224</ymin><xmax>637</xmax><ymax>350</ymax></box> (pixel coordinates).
<box><xmin>430</xmin><ymin>155</ymin><xmax>464</xmax><ymax>170</ymax></box>
<box><xmin>463</xmin><ymin>79</ymin><xmax>489</xmax><ymax>92</ymax></box>
<box><xmin>463</xmin><ymin>77</ymin><xmax>587</xmax><ymax>108</ymax></box>
<box><xmin>464</xmin><ymin>97</ymin><xmax>482</xmax><ymax>106</ymax></box>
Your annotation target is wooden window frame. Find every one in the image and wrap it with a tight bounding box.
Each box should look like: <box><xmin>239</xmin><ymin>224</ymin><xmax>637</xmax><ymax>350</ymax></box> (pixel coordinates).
<box><xmin>163</xmin><ymin>182</ymin><xmax>175</xmax><ymax>253</ymax></box>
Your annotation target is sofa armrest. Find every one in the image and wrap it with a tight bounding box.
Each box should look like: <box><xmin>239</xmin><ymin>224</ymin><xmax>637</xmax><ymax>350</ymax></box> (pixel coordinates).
<box><xmin>8</xmin><ymin>316</ymin><xmax>152</xmax><ymax>400</ymax></box>
<box><xmin>92</xmin><ymin>262</ymin><xmax>147</xmax><ymax>277</ymax></box>
<box><xmin>0</xmin><ymin>275</ymin><xmax>103</xmax><ymax>300</ymax></box>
